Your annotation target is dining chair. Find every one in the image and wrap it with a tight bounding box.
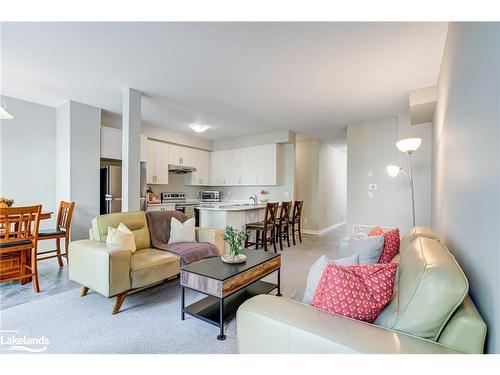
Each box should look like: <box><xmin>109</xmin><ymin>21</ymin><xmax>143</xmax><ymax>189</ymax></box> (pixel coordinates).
<box><xmin>275</xmin><ymin>201</ymin><xmax>291</xmax><ymax>251</ymax></box>
<box><xmin>245</xmin><ymin>202</ymin><xmax>279</xmax><ymax>252</ymax></box>
<box><xmin>289</xmin><ymin>200</ymin><xmax>304</xmax><ymax>245</ymax></box>
<box><xmin>0</xmin><ymin>205</ymin><xmax>42</xmax><ymax>292</ymax></box>
<box><xmin>37</xmin><ymin>201</ymin><xmax>75</xmax><ymax>266</ymax></box>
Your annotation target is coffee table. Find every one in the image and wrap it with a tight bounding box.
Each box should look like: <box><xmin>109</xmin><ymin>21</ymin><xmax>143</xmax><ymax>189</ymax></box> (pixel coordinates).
<box><xmin>180</xmin><ymin>249</ymin><xmax>281</xmax><ymax>340</ymax></box>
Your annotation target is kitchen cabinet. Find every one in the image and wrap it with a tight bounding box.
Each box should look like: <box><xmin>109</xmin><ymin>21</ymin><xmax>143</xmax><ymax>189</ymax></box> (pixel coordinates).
<box><xmin>209</xmin><ymin>144</ymin><xmax>280</xmax><ymax>186</ymax></box>
<box><xmin>146</xmin><ymin>140</ymin><xmax>169</xmax><ymax>185</ymax></box>
<box><xmin>100</xmin><ymin>126</ymin><xmax>122</xmax><ymax>160</ymax></box>
<box><xmin>210</xmin><ymin>150</ymin><xmax>226</xmax><ymax>185</ymax></box>
<box><xmin>188</xmin><ymin>148</ymin><xmax>210</xmax><ymax>186</ymax></box>
<box><xmin>168</xmin><ymin>144</ymin><xmax>184</xmax><ymax>165</ymax></box>
<box><xmin>256</xmin><ymin>144</ymin><xmax>279</xmax><ymax>185</ymax></box>
<box><xmin>240</xmin><ymin>146</ymin><xmax>258</xmax><ymax>184</ymax></box>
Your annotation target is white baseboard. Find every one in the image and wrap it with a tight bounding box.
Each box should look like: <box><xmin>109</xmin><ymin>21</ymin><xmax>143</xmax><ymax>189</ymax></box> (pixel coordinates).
<box><xmin>302</xmin><ymin>221</ymin><xmax>346</xmax><ymax>236</ymax></box>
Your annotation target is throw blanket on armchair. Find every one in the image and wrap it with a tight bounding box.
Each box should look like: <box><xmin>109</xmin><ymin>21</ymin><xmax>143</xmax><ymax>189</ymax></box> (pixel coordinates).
<box><xmin>145</xmin><ymin>210</ymin><xmax>220</xmax><ymax>264</ymax></box>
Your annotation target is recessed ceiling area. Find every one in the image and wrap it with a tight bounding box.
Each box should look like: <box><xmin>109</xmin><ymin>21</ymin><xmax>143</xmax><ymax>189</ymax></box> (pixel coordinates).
<box><xmin>1</xmin><ymin>22</ymin><xmax>448</xmax><ymax>141</ymax></box>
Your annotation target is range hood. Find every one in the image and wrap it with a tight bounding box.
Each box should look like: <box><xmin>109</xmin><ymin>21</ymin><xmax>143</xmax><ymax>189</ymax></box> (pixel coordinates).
<box><xmin>168</xmin><ymin>164</ymin><xmax>197</xmax><ymax>174</ymax></box>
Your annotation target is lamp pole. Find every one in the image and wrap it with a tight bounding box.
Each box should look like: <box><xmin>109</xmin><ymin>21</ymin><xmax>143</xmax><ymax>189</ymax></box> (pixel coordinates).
<box><xmin>406</xmin><ymin>152</ymin><xmax>416</xmax><ymax>227</ymax></box>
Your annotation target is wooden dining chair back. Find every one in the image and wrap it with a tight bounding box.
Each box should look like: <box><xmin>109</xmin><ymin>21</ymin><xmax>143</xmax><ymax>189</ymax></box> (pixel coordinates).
<box><xmin>290</xmin><ymin>200</ymin><xmax>304</xmax><ymax>245</ymax></box>
<box><xmin>0</xmin><ymin>205</ymin><xmax>42</xmax><ymax>292</ymax></box>
<box><xmin>245</xmin><ymin>202</ymin><xmax>279</xmax><ymax>252</ymax></box>
<box><xmin>275</xmin><ymin>201</ymin><xmax>291</xmax><ymax>250</ymax></box>
<box><xmin>38</xmin><ymin>201</ymin><xmax>75</xmax><ymax>267</ymax></box>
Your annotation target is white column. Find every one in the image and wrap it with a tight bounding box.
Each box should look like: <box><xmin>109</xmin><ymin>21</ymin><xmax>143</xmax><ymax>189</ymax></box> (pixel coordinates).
<box><xmin>56</xmin><ymin>101</ymin><xmax>101</xmax><ymax>240</ymax></box>
<box><xmin>122</xmin><ymin>88</ymin><xmax>142</xmax><ymax>212</ymax></box>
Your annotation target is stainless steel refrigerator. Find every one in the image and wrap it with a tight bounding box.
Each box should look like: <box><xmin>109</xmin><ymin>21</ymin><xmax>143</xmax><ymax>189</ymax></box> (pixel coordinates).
<box><xmin>100</xmin><ymin>166</ymin><xmax>122</xmax><ymax>214</ymax></box>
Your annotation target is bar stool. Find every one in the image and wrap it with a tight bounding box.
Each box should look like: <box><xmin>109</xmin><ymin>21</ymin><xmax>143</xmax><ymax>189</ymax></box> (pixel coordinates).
<box><xmin>37</xmin><ymin>201</ymin><xmax>75</xmax><ymax>267</ymax></box>
<box><xmin>275</xmin><ymin>201</ymin><xmax>291</xmax><ymax>251</ymax></box>
<box><xmin>245</xmin><ymin>202</ymin><xmax>278</xmax><ymax>252</ymax></box>
<box><xmin>289</xmin><ymin>200</ymin><xmax>304</xmax><ymax>245</ymax></box>
<box><xmin>0</xmin><ymin>205</ymin><xmax>42</xmax><ymax>292</ymax></box>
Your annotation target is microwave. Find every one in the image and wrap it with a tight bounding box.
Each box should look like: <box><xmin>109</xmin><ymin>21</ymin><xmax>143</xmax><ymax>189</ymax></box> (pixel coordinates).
<box><xmin>200</xmin><ymin>190</ymin><xmax>221</xmax><ymax>202</ymax></box>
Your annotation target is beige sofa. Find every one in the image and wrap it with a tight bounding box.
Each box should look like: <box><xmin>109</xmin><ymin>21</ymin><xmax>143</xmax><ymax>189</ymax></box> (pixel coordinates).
<box><xmin>69</xmin><ymin>211</ymin><xmax>224</xmax><ymax>314</ymax></box>
<box><xmin>237</xmin><ymin>227</ymin><xmax>487</xmax><ymax>354</ymax></box>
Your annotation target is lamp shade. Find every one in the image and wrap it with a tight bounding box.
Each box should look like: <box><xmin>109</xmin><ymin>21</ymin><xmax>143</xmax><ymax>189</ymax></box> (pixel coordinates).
<box><xmin>386</xmin><ymin>165</ymin><xmax>401</xmax><ymax>177</ymax></box>
<box><xmin>396</xmin><ymin>138</ymin><xmax>422</xmax><ymax>153</ymax></box>
<box><xmin>0</xmin><ymin>106</ymin><xmax>14</xmax><ymax>120</ymax></box>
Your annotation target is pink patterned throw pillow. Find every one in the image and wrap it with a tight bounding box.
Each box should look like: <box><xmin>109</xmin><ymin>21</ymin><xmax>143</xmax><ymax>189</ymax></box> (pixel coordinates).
<box><xmin>311</xmin><ymin>263</ymin><xmax>398</xmax><ymax>323</ymax></box>
<box><xmin>379</xmin><ymin>228</ymin><xmax>400</xmax><ymax>263</ymax></box>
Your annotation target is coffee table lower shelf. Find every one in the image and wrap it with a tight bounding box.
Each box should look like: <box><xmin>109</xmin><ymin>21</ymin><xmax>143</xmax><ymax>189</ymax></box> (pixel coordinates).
<box><xmin>182</xmin><ymin>280</ymin><xmax>277</xmax><ymax>340</ymax></box>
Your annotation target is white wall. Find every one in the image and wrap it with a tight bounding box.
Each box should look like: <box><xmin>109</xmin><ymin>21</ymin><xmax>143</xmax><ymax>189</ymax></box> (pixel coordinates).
<box><xmin>56</xmin><ymin>101</ymin><xmax>101</xmax><ymax>240</ymax></box>
<box><xmin>346</xmin><ymin>116</ymin><xmax>432</xmax><ymax>234</ymax></box>
<box><xmin>295</xmin><ymin>139</ymin><xmax>320</xmax><ymax>231</ymax></box>
<box><xmin>318</xmin><ymin>142</ymin><xmax>347</xmax><ymax>230</ymax></box>
<box><xmin>294</xmin><ymin>138</ymin><xmax>347</xmax><ymax>233</ymax></box>
<box><xmin>0</xmin><ymin>96</ymin><xmax>57</xmax><ymax>238</ymax></box>
<box><xmin>432</xmin><ymin>22</ymin><xmax>500</xmax><ymax>353</ymax></box>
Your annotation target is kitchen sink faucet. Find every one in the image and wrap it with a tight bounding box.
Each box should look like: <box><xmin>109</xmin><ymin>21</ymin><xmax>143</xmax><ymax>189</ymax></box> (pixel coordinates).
<box><xmin>249</xmin><ymin>193</ymin><xmax>258</xmax><ymax>205</ymax></box>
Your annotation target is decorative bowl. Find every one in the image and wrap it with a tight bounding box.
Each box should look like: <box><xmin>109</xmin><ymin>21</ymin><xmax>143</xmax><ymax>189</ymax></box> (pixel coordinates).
<box><xmin>221</xmin><ymin>254</ymin><xmax>247</xmax><ymax>264</ymax></box>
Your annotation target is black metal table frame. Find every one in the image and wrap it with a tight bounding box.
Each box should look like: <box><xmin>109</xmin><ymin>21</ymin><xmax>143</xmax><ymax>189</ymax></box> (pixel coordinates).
<box><xmin>181</xmin><ymin>267</ymin><xmax>281</xmax><ymax>340</ymax></box>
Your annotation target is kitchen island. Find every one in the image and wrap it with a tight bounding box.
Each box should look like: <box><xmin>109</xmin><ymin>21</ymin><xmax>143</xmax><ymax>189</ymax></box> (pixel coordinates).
<box><xmin>196</xmin><ymin>203</ymin><xmax>266</xmax><ymax>231</ymax></box>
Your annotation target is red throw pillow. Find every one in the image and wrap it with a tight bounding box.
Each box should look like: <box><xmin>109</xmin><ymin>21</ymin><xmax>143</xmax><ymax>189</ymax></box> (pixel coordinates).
<box><xmin>379</xmin><ymin>228</ymin><xmax>400</xmax><ymax>263</ymax></box>
<box><xmin>311</xmin><ymin>263</ymin><xmax>398</xmax><ymax>323</ymax></box>
<box><xmin>368</xmin><ymin>226</ymin><xmax>383</xmax><ymax>236</ymax></box>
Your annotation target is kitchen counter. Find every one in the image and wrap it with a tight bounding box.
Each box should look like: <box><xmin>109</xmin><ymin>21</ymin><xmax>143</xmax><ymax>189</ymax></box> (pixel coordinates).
<box><xmin>196</xmin><ymin>203</ymin><xmax>266</xmax><ymax>231</ymax></box>
<box><xmin>196</xmin><ymin>203</ymin><xmax>267</xmax><ymax>211</ymax></box>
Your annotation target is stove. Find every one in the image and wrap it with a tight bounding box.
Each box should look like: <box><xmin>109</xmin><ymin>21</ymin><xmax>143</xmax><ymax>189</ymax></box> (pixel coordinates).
<box><xmin>160</xmin><ymin>192</ymin><xmax>187</xmax><ymax>204</ymax></box>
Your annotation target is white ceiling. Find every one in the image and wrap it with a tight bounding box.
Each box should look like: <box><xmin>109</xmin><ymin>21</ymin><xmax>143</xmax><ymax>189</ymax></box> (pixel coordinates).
<box><xmin>1</xmin><ymin>22</ymin><xmax>447</xmax><ymax>141</ymax></box>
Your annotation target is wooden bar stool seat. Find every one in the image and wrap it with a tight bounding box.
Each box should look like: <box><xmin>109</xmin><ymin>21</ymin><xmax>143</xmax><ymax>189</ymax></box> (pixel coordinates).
<box><xmin>245</xmin><ymin>202</ymin><xmax>278</xmax><ymax>252</ymax></box>
<box><xmin>289</xmin><ymin>200</ymin><xmax>304</xmax><ymax>245</ymax></box>
<box><xmin>37</xmin><ymin>201</ymin><xmax>75</xmax><ymax>267</ymax></box>
<box><xmin>275</xmin><ymin>201</ymin><xmax>291</xmax><ymax>251</ymax></box>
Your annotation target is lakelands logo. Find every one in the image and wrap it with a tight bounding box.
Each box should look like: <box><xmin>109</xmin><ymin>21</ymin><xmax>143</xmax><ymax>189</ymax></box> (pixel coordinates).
<box><xmin>0</xmin><ymin>330</ymin><xmax>49</xmax><ymax>353</ymax></box>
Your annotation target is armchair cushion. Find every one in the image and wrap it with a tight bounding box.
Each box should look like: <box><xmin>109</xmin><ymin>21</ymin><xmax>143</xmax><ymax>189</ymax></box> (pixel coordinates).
<box><xmin>130</xmin><ymin>248</ymin><xmax>180</xmax><ymax>289</ymax></box>
<box><xmin>375</xmin><ymin>238</ymin><xmax>468</xmax><ymax>340</ymax></box>
<box><xmin>92</xmin><ymin>211</ymin><xmax>150</xmax><ymax>250</ymax></box>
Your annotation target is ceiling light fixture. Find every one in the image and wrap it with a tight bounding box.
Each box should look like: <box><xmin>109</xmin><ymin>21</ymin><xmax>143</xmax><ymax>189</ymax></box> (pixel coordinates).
<box><xmin>190</xmin><ymin>123</ymin><xmax>210</xmax><ymax>133</ymax></box>
<box><xmin>0</xmin><ymin>101</ymin><xmax>14</xmax><ymax>120</ymax></box>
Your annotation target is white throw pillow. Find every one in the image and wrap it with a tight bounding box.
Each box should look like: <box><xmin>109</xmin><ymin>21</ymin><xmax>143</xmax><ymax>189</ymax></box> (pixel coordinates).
<box><xmin>168</xmin><ymin>217</ymin><xmax>196</xmax><ymax>244</ymax></box>
<box><xmin>106</xmin><ymin>222</ymin><xmax>136</xmax><ymax>253</ymax></box>
<box><xmin>302</xmin><ymin>253</ymin><xmax>359</xmax><ymax>305</ymax></box>
<box><xmin>350</xmin><ymin>235</ymin><xmax>384</xmax><ymax>264</ymax></box>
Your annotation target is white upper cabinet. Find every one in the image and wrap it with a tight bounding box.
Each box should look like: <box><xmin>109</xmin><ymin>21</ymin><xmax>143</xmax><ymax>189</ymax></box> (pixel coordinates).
<box><xmin>240</xmin><ymin>146</ymin><xmax>258</xmax><ymax>185</ymax></box>
<box><xmin>146</xmin><ymin>140</ymin><xmax>169</xmax><ymax>185</ymax></box>
<box><xmin>168</xmin><ymin>144</ymin><xmax>183</xmax><ymax>165</ymax></box>
<box><xmin>209</xmin><ymin>144</ymin><xmax>280</xmax><ymax>186</ymax></box>
<box><xmin>210</xmin><ymin>150</ymin><xmax>226</xmax><ymax>185</ymax></box>
<box><xmin>100</xmin><ymin>126</ymin><xmax>122</xmax><ymax>160</ymax></box>
<box><xmin>256</xmin><ymin>144</ymin><xmax>279</xmax><ymax>185</ymax></box>
<box><xmin>187</xmin><ymin>148</ymin><xmax>210</xmax><ymax>186</ymax></box>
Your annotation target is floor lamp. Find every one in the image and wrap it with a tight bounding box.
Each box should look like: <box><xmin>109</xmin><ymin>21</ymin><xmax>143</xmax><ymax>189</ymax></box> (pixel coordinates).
<box><xmin>386</xmin><ymin>137</ymin><xmax>422</xmax><ymax>227</ymax></box>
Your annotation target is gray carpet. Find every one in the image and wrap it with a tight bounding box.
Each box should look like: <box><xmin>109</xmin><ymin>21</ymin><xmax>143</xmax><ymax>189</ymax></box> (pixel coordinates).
<box><xmin>0</xmin><ymin>232</ymin><xmax>344</xmax><ymax>354</ymax></box>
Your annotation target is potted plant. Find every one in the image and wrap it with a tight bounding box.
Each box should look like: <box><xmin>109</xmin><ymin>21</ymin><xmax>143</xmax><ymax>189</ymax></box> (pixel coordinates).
<box><xmin>222</xmin><ymin>225</ymin><xmax>248</xmax><ymax>263</ymax></box>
